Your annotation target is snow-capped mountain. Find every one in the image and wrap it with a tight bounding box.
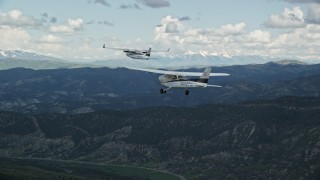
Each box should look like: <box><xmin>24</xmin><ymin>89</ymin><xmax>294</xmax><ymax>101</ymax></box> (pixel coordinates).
<box><xmin>88</xmin><ymin>54</ymin><xmax>284</xmax><ymax>71</ymax></box>
<box><xmin>0</xmin><ymin>49</ymin><xmax>308</xmax><ymax>70</ymax></box>
<box><xmin>0</xmin><ymin>49</ymin><xmax>62</xmax><ymax>61</ymax></box>
<box><xmin>148</xmin><ymin>54</ymin><xmax>281</xmax><ymax>68</ymax></box>
<box><xmin>0</xmin><ymin>49</ymin><xmax>85</xmax><ymax>70</ymax></box>
<box><xmin>171</xmin><ymin>50</ymin><xmax>283</xmax><ymax>65</ymax></box>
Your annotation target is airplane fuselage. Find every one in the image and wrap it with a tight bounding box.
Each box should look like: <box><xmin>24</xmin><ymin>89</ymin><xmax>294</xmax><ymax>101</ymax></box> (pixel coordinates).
<box><xmin>124</xmin><ymin>49</ymin><xmax>151</xmax><ymax>60</ymax></box>
<box><xmin>126</xmin><ymin>53</ymin><xmax>150</xmax><ymax>60</ymax></box>
<box><xmin>103</xmin><ymin>44</ymin><xmax>156</xmax><ymax>60</ymax></box>
<box><xmin>159</xmin><ymin>75</ymin><xmax>207</xmax><ymax>88</ymax></box>
<box><xmin>162</xmin><ymin>81</ymin><xmax>208</xmax><ymax>88</ymax></box>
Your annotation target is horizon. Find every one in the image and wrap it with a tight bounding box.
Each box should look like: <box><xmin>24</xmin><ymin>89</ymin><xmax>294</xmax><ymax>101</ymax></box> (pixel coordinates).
<box><xmin>0</xmin><ymin>48</ymin><xmax>314</xmax><ymax>70</ymax></box>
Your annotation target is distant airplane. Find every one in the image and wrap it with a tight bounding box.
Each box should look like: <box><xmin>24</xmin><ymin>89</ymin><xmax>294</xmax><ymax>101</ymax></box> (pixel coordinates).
<box><xmin>129</xmin><ymin>67</ymin><xmax>230</xmax><ymax>95</ymax></box>
<box><xmin>103</xmin><ymin>44</ymin><xmax>170</xmax><ymax>60</ymax></box>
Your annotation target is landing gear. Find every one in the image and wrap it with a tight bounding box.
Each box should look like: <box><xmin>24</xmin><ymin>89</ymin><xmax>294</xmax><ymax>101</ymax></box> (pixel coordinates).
<box><xmin>184</xmin><ymin>89</ymin><xmax>189</xmax><ymax>95</ymax></box>
<box><xmin>160</xmin><ymin>89</ymin><xmax>167</xmax><ymax>94</ymax></box>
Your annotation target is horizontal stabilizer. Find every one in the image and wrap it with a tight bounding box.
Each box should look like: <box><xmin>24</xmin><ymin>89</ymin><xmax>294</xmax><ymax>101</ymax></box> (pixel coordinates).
<box><xmin>102</xmin><ymin>44</ymin><xmax>128</xmax><ymax>51</ymax></box>
<box><xmin>207</xmin><ymin>85</ymin><xmax>222</xmax><ymax>88</ymax></box>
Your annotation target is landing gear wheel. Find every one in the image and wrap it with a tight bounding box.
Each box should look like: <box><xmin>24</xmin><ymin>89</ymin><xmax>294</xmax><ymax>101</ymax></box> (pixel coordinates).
<box><xmin>185</xmin><ymin>90</ymin><xmax>189</xmax><ymax>95</ymax></box>
<box><xmin>160</xmin><ymin>89</ymin><xmax>164</xmax><ymax>94</ymax></box>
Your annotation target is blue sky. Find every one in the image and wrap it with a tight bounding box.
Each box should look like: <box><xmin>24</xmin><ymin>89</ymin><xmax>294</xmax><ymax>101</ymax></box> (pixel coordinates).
<box><xmin>0</xmin><ymin>0</ymin><xmax>320</xmax><ymax>63</ymax></box>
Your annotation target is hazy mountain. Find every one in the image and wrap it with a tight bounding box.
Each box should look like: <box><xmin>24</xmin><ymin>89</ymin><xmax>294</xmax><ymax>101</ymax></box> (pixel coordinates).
<box><xmin>0</xmin><ymin>50</ymin><xmax>61</xmax><ymax>61</ymax></box>
<box><xmin>1</xmin><ymin>96</ymin><xmax>319</xmax><ymax>179</ymax></box>
<box><xmin>89</xmin><ymin>54</ymin><xmax>284</xmax><ymax>69</ymax></box>
<box><xmin>0</xmin><ymin>50</ymin><xmax>102</xmax><ymax>70</ymax></box>
<box><xmin>0</xmin><ymin>49</ymin><xmax>308</xmax><ymax>70</ymax></box>
<box><xmin>0</xmin><ymin>62</ymin><xmax>319</xmax><ymax>113</ymax></box>
<box><xmin>273</xmin><ymin>59</ymin><xmax>308</xmax><ymax>65</ymax></box>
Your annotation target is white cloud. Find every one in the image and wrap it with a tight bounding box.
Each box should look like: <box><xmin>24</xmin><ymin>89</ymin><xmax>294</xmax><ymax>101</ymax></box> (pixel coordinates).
<box><xmin>201</xmin><ymin>22</ymin><xmax>246</xmax><ymax>36</ymax></box>
<box><xmin>32</xmin><ymin>43</ymin><xmax>65</xmax><ymax>56</ymax></box>
<box><xmin>245</xmin><ymin>24</ymin><xmax>320</xmax><ymax>59</ymax></box>
<box><xmin>246</xmin><ymin>30</ymin><xmax>271</xmax><ymax>43</ymax></box>
<box><xmin>0</xmin><ymin>9</ymin><xmax>41</xmax><ymax>27</ymax></box>
<box><xmin>40</xmin><ymin>34</ymin><xmax>63</xmax><ymax>43</ymax></box>
<box><xmin>49</xmin><ymin>18</ymin><xmax>84</xmax><ymax>33</ymax></box>
<box><xmin>150</xmin><ymin>14</ymin><xmax>320</xmax><ymax>61</ymax></box>
<box><xmin>165</xmin><ymin>22</ymin><xmax>179</xmax><ymax>33</ymax></box>
<box><xmin>219</xmin><ymin>23</ymin><xmax>246</xmax><ymax>36</ymax></box>
<box><xmin>68</xmin><ymin>19</ymin><xmax>84</xmax><ymax>30</ymax></box>
<box><xmin>154</xmin><ymin>16</ymin><xmax>183</xmax><ymax>41</ymax></box>
<box><xmin>154</xmin><ymin>16</ymin><xmax>246</xmax><ymax>48</ymax></box>
<box><xmin>49</xmin><ymin>25</ymin><xmax>74</xmax><ymax>33</ymax></box>
<box><xmin>300</xmin><ymin>24</ymin><xmax>320</xmax><ymax>40</ymax></box>
<box><xmin>0</xmin><ymin>25</ymin><xmax>31</xmax><ymax>49</ymax></box>
<box><xmin>264</xmin><ymin>7</ymin><xmax>306</xmax><ymax>28</ymax></box>
<box><xmin>307</xmin><ymin>3</ymin><xmax>320</xmax><ymax>24</ymax></box>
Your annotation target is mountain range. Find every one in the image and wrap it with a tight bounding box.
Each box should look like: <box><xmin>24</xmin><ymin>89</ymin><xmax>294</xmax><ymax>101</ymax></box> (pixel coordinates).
<box><xmin>1</xmin><ymin>50</ymin><xmax>320</xmax><ymax>179</ymax></box>
<box><xmin>0</xmin><ymin>61</ymin><xmax>319</xmax><ymax>113</ymax></box>
<box><xmin>0</xmin><ymin>49</ymin><xmax>310</xmax><ymax>70</ymax></box>
<box><xmin>0</xmin><ymin>50</ymin><xmax>62</xmax><ymax>61</ymax></box>
<box><xmin>1</xmin><ymin>96</ymin><xmax>319</xmax><ymax>179</ymax></box>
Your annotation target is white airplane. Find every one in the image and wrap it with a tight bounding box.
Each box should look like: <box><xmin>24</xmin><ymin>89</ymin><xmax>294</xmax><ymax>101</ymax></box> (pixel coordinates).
<box><xmin>129</xmin><ymin>67</ymin><xmax>230</xmax><ymax>95</ymax></box>
<box><xmin>103</xmin><ymin>44</ymin><xmax>170</xmax><ymax>60</ymax></box>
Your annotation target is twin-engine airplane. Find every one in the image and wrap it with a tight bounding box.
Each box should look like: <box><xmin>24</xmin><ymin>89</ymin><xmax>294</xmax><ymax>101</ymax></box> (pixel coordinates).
<box><xmin>129</xmin><ymin>67</ymin><xmax>230</xmax><ymax>95</ymax></box>
<box><xmin>103</xmin><ymin>44</ymin><xmax>170</xmax><ymax>60</ymax></box>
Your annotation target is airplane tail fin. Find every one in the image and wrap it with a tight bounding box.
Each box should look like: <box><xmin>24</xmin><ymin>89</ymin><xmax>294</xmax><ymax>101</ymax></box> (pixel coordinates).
<box><xmin>103</xmin><ymin>44</ymin><xmax>106</xmax><ymax>48</ymax></box>
<box><xmin>146</xmin><ymin>48</ymin><xmax>151</xmax><ymax>57</ymax></box>
<box><xmin>198</xmin><ymin>68</ymin><xmax>211</xmax><ymax>83</ymax></box>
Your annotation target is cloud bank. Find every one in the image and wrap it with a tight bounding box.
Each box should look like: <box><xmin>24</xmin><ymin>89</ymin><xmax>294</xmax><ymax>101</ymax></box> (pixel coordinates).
<box><xmin>264</xmin><ymin>7</ymin><xmax>305</xmax><ymax>28</ymax></box>
<box><xmin>0</xmin><ymin>10</ymin><xmax>42</xmax><ymax>27</ymax></box>
<box><xmin>49</xmin><ymin>19</ymin><xmax>84</xmax><ymax>33</ymax></box>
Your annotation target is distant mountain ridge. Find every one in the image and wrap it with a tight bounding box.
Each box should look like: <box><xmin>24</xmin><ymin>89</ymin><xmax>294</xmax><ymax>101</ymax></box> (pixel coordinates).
<box><xmin>0</xmin><ymin>49</ymin><xmax>62</xmax><ymax>61</ymax></box>
<box><xmin>0</xmin><ymin>62</ymin><xmax>319</xmax><ymax>113</ymax></box>
<box><xmin>0</xmin><ymin>50</ymin><xmax>97</xmax><ymax>70</ymax></box>
<box><xmin>272</xmin><ymin>59</ymin><xmax>308</xmax><ymax>65</ymax></box>
<box><xmin>0</xmin><ymin>49</ymin><xmax>311</xmax><ymax>70</ymax></box>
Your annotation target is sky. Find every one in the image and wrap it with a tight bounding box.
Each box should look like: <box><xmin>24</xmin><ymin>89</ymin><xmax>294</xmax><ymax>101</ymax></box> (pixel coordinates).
<box><xmin>0</xmin><ymin>0</ymin><xmax>320</xmax><ymax>63</ymax></box>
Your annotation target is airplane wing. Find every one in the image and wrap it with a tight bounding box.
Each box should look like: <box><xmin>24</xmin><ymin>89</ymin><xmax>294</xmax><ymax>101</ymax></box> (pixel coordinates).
<box><xmin>128</xmin><ymin>67</ymin><xmax>231</xmax><ymax>77</ymax></box>
<box><xmin>103</xmin><ymin>44</ymin><xmax>129</xmax><ymax>51</ymax></box>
